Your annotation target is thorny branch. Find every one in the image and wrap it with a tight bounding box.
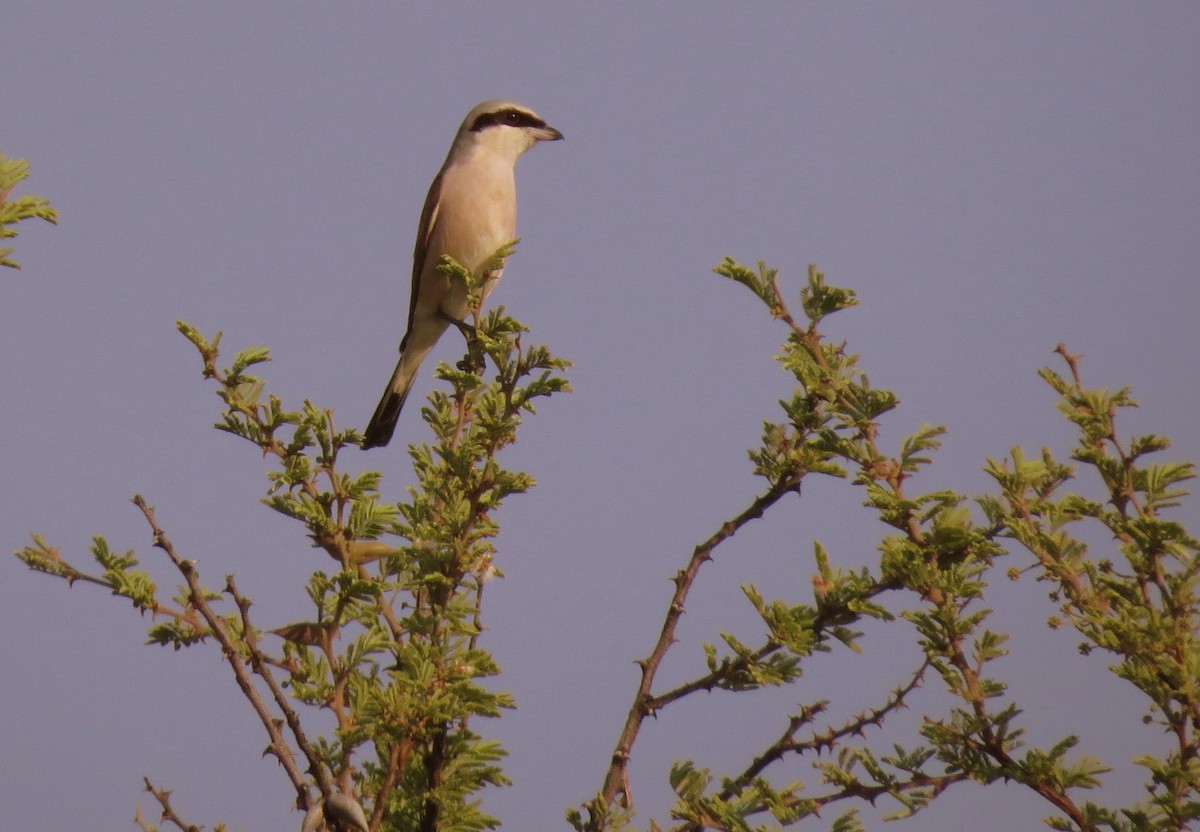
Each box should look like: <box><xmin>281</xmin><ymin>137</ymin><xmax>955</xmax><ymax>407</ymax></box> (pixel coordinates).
<box><xmin>775</xmin><ymin>283</ymin><xmax>1096</xmax><ymax>828</ymax></box>
<box><xmin>597</xmin><ymin>474</ymin><xmax>803</xmax><ymax>809</ymax></box>
<box><xmin>138</xmin><ymin>777</ymin><xmax>200</xmax><ymax>832</ymax></box>
<box><xmin>664</xmin><ymin>662</ymin><xmax>936</xmax><ymax>832</ymax></box>
<box><xmin>132</xmin><ymin>495</ymin><xmax>324</xmax><ymax>808</ymax></box>
<box><xmin>594</xmin><ymin>271</ymin><xmax>890</xmax><ymax>819</ymax></box>
<box><xmin>728</xmin><ymin>660</ymin><xmax>930</xmax><ymax>803</ymax></box>
<box><xmin>590</xmin><ymin>266</ymin><xmax>1107</xmax><ymax>831</ymax></box>
<box><xmin>225</xmin><ymin>576</ymin><xmax>331</xmax><ymax>797</ymax></box>
<box><xmin>647</xmin><ymin>572</ymin><xmax>901</xmax><ymax>712</ymax></box>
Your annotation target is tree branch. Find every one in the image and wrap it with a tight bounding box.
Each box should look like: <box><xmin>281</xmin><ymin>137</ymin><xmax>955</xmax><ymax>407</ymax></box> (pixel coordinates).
<box><xmin>596</xmin><ymin>474</ymin><xmax>802</xmax><ymax>812</ymax></box>
<box><xmin>131</xmin><ymin>495</ymin><xmax>320</xmax><ymax>808</ymax></box>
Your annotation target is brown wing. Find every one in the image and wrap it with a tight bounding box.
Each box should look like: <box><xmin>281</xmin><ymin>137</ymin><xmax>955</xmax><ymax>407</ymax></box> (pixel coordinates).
<box><xmin>400</xmin><ymin>165</ymin><xmax>446</xmax><ymax>350</ymax></box>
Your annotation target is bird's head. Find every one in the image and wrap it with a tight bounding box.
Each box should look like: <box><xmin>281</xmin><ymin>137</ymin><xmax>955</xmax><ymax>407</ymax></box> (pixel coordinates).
<box><xmin>453</xmin><ymin>99</ymin><xmax>563</xmax><ymax>161</ymax></box>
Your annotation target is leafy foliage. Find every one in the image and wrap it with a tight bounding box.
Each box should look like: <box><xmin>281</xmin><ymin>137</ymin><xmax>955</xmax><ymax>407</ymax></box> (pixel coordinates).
<box><xmin>17</xmin><ymin>253</ymin><xmax>570</xmax><ymax>832</ymax></box>
<box><xmin>0</xmin><ymin>151</ymin><xmax>57</xmax><ymax>269</ymax></box>
<box><xmin>14</xmin><ymin>252</ymin><xmax>1198</xmax><ymax>832</ymax></box>
<box><xmin>575</xmin><ymin>261</ymin><xmax>1199</xmax><ymax>832</ymax></box>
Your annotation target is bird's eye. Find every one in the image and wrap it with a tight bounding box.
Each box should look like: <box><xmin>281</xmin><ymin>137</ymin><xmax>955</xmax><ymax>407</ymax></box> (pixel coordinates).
<box><xmin>505</xmin><ymin>111</ymin><xmax>522</xmax><ymax>125</ymax></box>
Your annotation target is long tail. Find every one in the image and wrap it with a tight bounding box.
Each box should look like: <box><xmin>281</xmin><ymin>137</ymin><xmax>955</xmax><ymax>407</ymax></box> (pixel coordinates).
<box><xmin>361</xmin><ymin>347</ymin><xmax>428</xmax><ymax>449</ymax></box>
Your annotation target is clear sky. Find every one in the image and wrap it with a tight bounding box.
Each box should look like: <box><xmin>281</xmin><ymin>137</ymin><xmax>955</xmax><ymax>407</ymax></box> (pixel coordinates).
<box><xmin>4</xmin><ymin>4</ymin><xmax>1199</xmax><ymax>831</ymax></box>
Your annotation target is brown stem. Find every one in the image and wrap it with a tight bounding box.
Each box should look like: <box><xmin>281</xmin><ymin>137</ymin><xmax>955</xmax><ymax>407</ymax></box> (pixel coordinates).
<box><xmin>419</xmin><ymin>728</ymin><xmax>448</xmax><ymax>832</ymax></box>
<box><xmin>1054</xmin><ymin>343</ymin><xmax>1083</xmax><ymax>387</ymax></box>
<box><xmin>225</xmin><ymin>575</ymin><xmax>332</xmax><ymax>798</ymax></box>
<box><xmin>369</xmin><ymin>740</ymin><xmax>407</xmax><ymax>831</ymax></box>
<box><xmin>597</xmin><ymin>474</ymin><xmax>802</xmax><ymax>810</ymax></box>
<box><xmin>649</xmin><ymin>575</ymin><xmax>902</xmax><ymax>712</ymax></box>
<box><xmin>142</xmin><ymin>777</ymin><xmax>201</xmax><ymax>832</ymax></box>
<box><xmin>132</xmin><ymin>495</ymin><xmax>323</xmax><ymax>807</ymax></box>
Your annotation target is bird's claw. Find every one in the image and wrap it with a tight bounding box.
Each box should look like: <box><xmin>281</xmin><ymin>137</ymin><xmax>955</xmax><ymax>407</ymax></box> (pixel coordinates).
<box><xmin>456</xmin><ymin>338</ymin><xmax>486</xmax><ymax>374</ymax></box>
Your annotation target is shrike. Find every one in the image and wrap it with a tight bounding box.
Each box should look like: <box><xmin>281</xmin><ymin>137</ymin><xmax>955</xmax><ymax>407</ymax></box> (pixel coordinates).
<box><xmin>361</xmin><ymin>99</ymin><xmax>563</xmax><ymax>449</ymax></box>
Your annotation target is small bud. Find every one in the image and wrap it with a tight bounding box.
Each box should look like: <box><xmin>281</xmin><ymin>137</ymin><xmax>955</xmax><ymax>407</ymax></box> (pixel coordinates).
<box><xmin>812</xmin><ymin>574</ymin><xmax>832</xmax><ymax>599</ymax></box>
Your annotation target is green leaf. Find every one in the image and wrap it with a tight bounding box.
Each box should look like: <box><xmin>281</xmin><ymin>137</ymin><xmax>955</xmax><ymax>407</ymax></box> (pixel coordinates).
<box><xmin>0</xmin><ymin>152</ymin><xmax>58</xmax><ymax>269</ymax></box>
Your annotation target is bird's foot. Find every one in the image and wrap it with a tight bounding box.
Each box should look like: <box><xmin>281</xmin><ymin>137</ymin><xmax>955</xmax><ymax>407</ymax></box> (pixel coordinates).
<box><xmin>439</xmin><ymin>310</ymin><xmax>486</xmax><ymax>374</ymax></box>
<box><xmin>456</xmin><ymin>337</ymin><xmax>486</xmax><ymax>374</ymax></box>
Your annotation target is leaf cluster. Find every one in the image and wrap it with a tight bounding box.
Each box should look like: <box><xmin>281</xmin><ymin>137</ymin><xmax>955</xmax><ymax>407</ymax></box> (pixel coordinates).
<box><xmin>14</xmin><ymin>242</ymin><xmax>1199</xmax><ymax>832</ymax></box>
<box><xmin>983</xmin><ymin>347</ymin><xmax>1200</xmax><ymax>830</ymax></box>
<box><xmin>0</xmin><ymin>151</ymin><xmax>57</xmax><ymax>269</ymax></box>
<box><xmin>16</xmin><ymin>251</ymin><xmax>571</xmax><ymax>832</ymax></box>
<box><xmin>581</xmin><ymin>260</ymin><xmax>1193</xmax><ymax>832</ymax></box>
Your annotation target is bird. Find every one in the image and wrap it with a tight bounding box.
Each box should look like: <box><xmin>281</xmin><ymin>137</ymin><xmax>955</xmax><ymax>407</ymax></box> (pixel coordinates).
<box><xmin>360</xmin><ymin>99</ymin><xmax>563</xmax><ymax>449</ymax></box>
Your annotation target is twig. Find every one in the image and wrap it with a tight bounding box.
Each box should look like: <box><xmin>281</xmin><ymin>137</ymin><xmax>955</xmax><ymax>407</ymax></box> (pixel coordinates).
<box><xmin>597</xmin><ymin>475</ymin><xmax>802</xmax><ymax>809</ymax></box>
<box><xmin>131</xmin><ymin>495</ymin><xmax>319</xmax><ymax>808</ymax></box>
<box><xmin>715</xmin><ymin>700</ymin><xmax>828</xmax><ymax>800</ymax></box>
<box><xmin>668</xmin><ymin>660</ymin><xmax>934</xmax><ymax>831</ymax></box>
<box><xmin>800</xmin><ymin>770</ymin><xmax>966</xmax><ymax>818</ymax></box>
<box><xmin>647</xmin><ymin>576</ymin><xmax>902</xmax><ymax>711</ymax></box>
<box><xmin>798</xmin><ymin>659</ymin><xmax>928</xmax><ymax>755</ymax></box>
<box><xmin>1054</xmin><ymin>343</ymin><xmax>1083</xmax><ymax>387</ymax></box>
<box><xmin>369</xmin><ymin>739</ymin><xmax>411</xmax><ymax>831</ymax></box>
<box><xmin>717</xmin><ymin>659</ymin><xmax>930</xmax><ymax>809</ymax></box>
<box><xmin>142</xmin><ymin>777</ymin><xmax>200</xmax><ymax>832</ymax></box>
<box><xmin>226</xmin><ymin>575</ymin><xmax>332</xmax><ymax>798</ymax></box>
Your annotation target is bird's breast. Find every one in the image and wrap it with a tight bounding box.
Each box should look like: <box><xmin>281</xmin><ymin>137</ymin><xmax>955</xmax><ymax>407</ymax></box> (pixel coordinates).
<box><xmin>432</xmin><ymin>160</ymin><xmax>517</xmax><ymax>275</ymax></box>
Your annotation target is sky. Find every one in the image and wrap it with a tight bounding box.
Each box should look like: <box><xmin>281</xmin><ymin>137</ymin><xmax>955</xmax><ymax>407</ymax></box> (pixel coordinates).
<box><xmin>4</xmin><ymin>4</ymin><xmax>1200</xmax><ymax>831</ymax></box>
